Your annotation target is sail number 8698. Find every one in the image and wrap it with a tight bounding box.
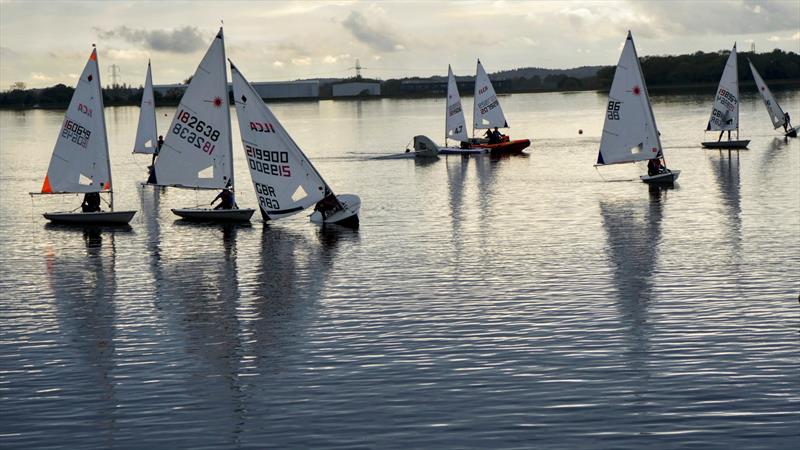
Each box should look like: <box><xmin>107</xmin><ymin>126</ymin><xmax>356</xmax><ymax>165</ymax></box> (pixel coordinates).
<box><xmin>607</xmin><ymin>101</ymin><xmax>621</xmax><ymax>120</ymax></box>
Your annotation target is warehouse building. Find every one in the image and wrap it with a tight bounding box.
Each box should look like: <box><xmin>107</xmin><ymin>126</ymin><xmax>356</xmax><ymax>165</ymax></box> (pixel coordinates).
<box><xmin>332</xmin><ymin>81</ymin><xmax>381</xmax><ymax>97</ymax></box>
<box><xmin>153</xmin><ymin>80</ymin><xmax>320</xmax><ymax>100</ymax></box>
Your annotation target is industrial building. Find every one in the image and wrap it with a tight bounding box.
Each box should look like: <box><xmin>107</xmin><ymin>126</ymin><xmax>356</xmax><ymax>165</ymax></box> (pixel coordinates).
<box><xmin>332</xmin><ymin>81</ymin><xmax>381</xmax><ymax>97</ymax></box>
<box><xmin>153</xmin><ymin>80</ymin><xmax>320</xmax><ymax>100</ymax></box>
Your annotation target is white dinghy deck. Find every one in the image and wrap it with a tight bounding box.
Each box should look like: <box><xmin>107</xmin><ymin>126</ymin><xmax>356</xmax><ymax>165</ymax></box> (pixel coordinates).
<box><xmin>44</xmin><ymin>210</ymin><xmax>136</xmax><ymax>225</ymax></box>
<box><xmin>701</xmin><ymin>139</ymin><xmax>750</xmax><ymax>149</ymax></box>
<box><xmin>172</xmin><ymin>207</ymin><xmax>255</xmax><ymax>222</ymax></box>
<box><xmin>309</xmin><ymin>194</ymin><xmax>360</xmax><ymax>228</ymax></box>
<box><xmin>641</xmin><ymin>170</ymin><xmax>681</xmax><ymax>185</ymax></box>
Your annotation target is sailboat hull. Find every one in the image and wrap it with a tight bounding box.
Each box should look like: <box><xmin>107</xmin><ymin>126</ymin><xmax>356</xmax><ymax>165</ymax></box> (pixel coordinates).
<box><xmin>438</xmin><ymin>146</ymin><xmax>487</xmax><ymax>155</ymax></box>
<box><xmin>310</xmin><ymin>194</ymin><xmax>360</xmax><ymax>228</ymax></box>
<box><xmin>785</xmin><ymin>127</ymin><xmax>798</xmax><ymax>138</ymax></box>
<box><xmin>641</xmin><ymin>170</ymin><xmax>680</xmax><ymax>185</ymax></box>
<box><xmin>476</xmin><ymin>139</ymin><xmax>531</xmax><ymax>154</ymax></box>
<box><xmin>44</xmin><ymin>210</ymin><xmax>137</xmax><ymax>224</ymax></box>
<box><xmin>701</xmin><ymin>139</ymin><xmax>750</xmax><ymax>149</ymax></box>
<box><xmin>172</xmin><ymin>208</ymin><xmax>255</xmax><ymax>222</ymax></box>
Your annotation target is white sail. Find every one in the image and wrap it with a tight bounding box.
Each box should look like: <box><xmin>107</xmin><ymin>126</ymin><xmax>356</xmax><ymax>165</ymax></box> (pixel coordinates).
<box><xmin>230</xmin><ymin>61</ymin><xmax>327</xmax><ymax>220</ymax></box>
<box><xmin>41</xmin><ymin>48</ymin><xmax>111</xmax><ymax>194</ymax></box>
<box><xmin>445</xmin><ymin>65</ymin><xmax>468</xmax><ymax>143</ymax></box>
<box><xmin>154</xmin><ymin>28</ymin><xmax>233</xmax><ymax>189</ymax></box>
<box><xmin>472</xmin><ymin>59</ymin><xmax>508</xmax><ymax>130</ymax></box>
<box><xmin>596</xmin><ymin>31</ymin><xmax>662</xmax><ymax>166</ymax></box>
<box><xmin>706</xmin><ymin>44</ymin><xmax>739</xmax><ymax>132</ymax></box>
<box><xmin>749</xmin><ymin>60</ymin><xmax>786</xmax><ymax>129</ymax></box>
<box><xmin>132</xmin><ymin>61</ymin><xmax>159</xmax><ymax>154</ymax></box>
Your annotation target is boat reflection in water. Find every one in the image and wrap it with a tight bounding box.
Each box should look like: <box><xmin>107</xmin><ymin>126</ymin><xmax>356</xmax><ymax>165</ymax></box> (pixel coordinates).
<box><xmin>44</xmin><ymin>225</ymin><xmax>128</xmax><ymax>447</ymax></box>
<box><xmin>709</xmin><ymin>150</ymin><xmax>742</xmax><ymax>263</ymax></box>
<box><xmin>599</xmin><ymin>186</ymin><xmax>667</xmax><ymax>367</ymax></box>
<box><xmin>151</xmin><ymin>222</ymin><xmax>250</xmax><ymax>447</ymax></box>
<box><xmin>246</xmin><ymin>225</ymin><xmax>351</xmax><ymax>367</ymax></box>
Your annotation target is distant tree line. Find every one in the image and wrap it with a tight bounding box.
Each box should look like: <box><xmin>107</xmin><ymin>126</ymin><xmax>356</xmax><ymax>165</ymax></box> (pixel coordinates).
<box><xmin>2</xmin><ymin>49</ymin><xmax>798</xmax><ymax>108</ymax></box>
<box><xmin>596</xmin><ymin>48</ymin><xmax>800</xmax><ymax>89</ymax></box>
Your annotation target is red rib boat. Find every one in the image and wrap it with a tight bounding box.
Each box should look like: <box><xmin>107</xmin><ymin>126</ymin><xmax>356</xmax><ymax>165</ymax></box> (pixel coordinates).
<box><xmin>471</xmin><ymin>136</ymin><xmax>531</xmax><ymax>155</ymax></box>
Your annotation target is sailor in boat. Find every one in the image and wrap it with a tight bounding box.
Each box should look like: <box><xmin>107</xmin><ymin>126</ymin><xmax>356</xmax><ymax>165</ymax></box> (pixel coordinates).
<box><xmin>146</xmin><ymin>135</ymin><xmax>164</xmax><ymax>184</ymax></box>
<box><xmin>709</xmin><ymin>110</ymin><xmax>733</xmax><ymax>142</ymax></box>
<box><xmin>314</xmin><ymin>191</ymin><xmax>342</xmax><ymax>221</ymax></box>
<box><xmin>81</xmin><ymin>192</ymin><xmax>101</xmax><ymax>213</ymax></box>
<box><xmin>211</xmin><ymin>185</ymin><xmax>236</xmax><ymax>210</ymax></box>
<box><xmin>783</xmin><ymin>112</ymin><xmax>792</xmax><ymax>133</ymax></box>
<box><xmin>647</xmin><ymin>151</ymin><xmax>670</xmax><ymax>177</ymax></box>
<box><xmin>487</xmin><ymin>127</ymin><xmax>500</xmax><ymax>144</ymax></box>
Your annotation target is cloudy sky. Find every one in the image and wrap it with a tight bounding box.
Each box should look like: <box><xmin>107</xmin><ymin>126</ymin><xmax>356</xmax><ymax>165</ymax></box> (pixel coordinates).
<box><xmin>1</xmin><ymin>0</ymin><xmax>798</xmax><ymax>89</ymax></box>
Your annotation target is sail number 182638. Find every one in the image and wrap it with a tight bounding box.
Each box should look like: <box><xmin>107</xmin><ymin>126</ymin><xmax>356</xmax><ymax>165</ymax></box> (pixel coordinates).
<box><xmin>171</xmin><ymin>109</ymin><xmax>220</xmax><ymax>155</ymax></box>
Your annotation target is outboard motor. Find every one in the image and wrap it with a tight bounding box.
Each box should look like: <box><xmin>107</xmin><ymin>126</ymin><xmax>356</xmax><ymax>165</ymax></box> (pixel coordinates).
<box><xmin>413</xmin><ymin>135</ymin><xmax>440</xmax><ymax>158</ymax></box>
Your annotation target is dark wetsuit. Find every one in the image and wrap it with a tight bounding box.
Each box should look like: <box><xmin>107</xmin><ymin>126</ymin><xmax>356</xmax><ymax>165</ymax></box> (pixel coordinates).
<box><xmin>81</xmin><ymin>192</ymin><xmax>101</xmax><ymax>212</ymax></box>
<box><xmin>212</xmin><ymin>189</ymin><xmax>235</xmax><ymax>210</ymax></box>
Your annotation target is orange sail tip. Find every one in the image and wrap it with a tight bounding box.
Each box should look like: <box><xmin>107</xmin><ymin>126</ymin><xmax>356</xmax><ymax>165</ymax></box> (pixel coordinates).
<box><xmin>90</xmin><ymin>49</ymin><xmax>97</xmax><ymax>61</ymax></box>
<box><xmin>41</xmin><ymin>175</ymin><xmax>52</xmax><ymax>193</ymax></box>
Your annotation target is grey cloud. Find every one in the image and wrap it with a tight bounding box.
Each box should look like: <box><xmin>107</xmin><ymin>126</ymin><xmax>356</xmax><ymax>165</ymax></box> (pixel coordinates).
<box><xmin>95</xmin><ymin>26</ymin><xmax>206</xmax><ymax>53</ymax></box>
<box><xmin>626</xmin><ymin>0</ymin><xmax>799</xmax><ymax>36</ymax></box>
<box><xmin>342</xmin><ymin>11</ymin><xmax>402</xmax><ymax>52</ymax></box>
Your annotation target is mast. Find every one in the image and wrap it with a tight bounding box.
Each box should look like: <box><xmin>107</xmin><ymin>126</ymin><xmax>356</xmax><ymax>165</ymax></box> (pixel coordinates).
<box><xmin>147</xmin><ymin>60</ymin><xmax>158</xmax><ymax>149</ymax></box>
<box><xmin>93</xmin><ymin>44</ymin><xmax>114</xmax><ymax>211</ymax></box>
<box><xmin>628</xmin><ymin>31</ymin><xmax>663</xmax><ymax>159</ymax></box>
<box><xmin>219</xmin><ymin>27</ymin><xmax>235</xmax><ymax>193</ymax></box>
<box><xmin>472</xmin><ymin>59</ymin><xmax>479</xmax><ymax>140</ymax></box>
<box><xmin>732</xmin><ymin>43</ymin><xmax>739</xmax><ymax>140</ymax></box>
<box><xmin>445</xmin><ymin>65</ymin><xmax>449</xmax><ymax>146</ymax></box>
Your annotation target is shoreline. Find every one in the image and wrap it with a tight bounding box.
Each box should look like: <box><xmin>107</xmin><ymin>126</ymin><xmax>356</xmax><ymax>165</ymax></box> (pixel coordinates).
<box><xmin>2</xmin><ymin>79</ymin><xmax>798</xmax><ymax>110</ymax></box>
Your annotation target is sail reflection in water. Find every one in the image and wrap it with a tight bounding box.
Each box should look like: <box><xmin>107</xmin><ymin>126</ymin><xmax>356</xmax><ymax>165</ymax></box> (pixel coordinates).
<box><xmin>44</xmin><ymin>226</ymin><xmax>126</xmax><ymax>447</ymax></box>
<box><xmin>600</xmin><ymin>188</ymin><xmax>665</xmax><ymax>356</ymax></box>
<box><xmin>709</xmin><ymin>151</ymin><xmax>742</xmax><ymax>261</ymax></box>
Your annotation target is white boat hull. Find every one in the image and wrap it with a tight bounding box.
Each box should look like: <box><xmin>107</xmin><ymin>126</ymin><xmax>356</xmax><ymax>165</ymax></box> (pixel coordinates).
<box><xmin>641</xmin><ymin>170</ymin><xmax>680</xmax><ymax>185</ymax></box>
<box><xmin>701</xmin><ymin>139</ymin><xmax>750</xmax><ymax>149</ymax></box>
<box><xmin>438</xmin><ymin>146</ymin><xmax>487</xmax><ymax>155</ymax></box>
<box><xmin>44</xmin><ymin>210</ymin><xmax>136</xmax><ymax>224</ymax></box>
<box><xmin>374</xmin><ymin>152</ymin><xmax>418</xmax><ymax>160</ymax></box>
<box><xmin>310</xmin><ymin>194</ymin><xmax>360</xmax><ymax>227</ymax></box>
<box><xmin>171</xmin><ymin>208</ymin><xmax>255</xmax><ymax>222</ymax></box>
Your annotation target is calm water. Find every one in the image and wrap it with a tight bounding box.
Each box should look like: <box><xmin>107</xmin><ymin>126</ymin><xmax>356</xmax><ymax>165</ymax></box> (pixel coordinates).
<box><xmin>1</xmin><ymin>89</ymin><xmax>799</xmax><ymax>449</ymax></box>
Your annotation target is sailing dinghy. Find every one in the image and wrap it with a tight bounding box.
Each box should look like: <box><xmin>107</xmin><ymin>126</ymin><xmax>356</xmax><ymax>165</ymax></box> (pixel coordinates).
<box><xmin>701</xmin><ymin>44</ymin><xmax>750</xmax><ymax>149</ymax></box>
<box><xmin>408</xmin><ymin>65</ymin><xmax>484</xmax><ymax>157</ymax></box>
<box><xmin>34</xmin><ymin>46</ymin><xmax>136</xmax><ymax>224</ymax></box>
<box><xmin>468</xmin><ymin>59</ymin><xmax>530</xmax><ymax>155</ymax></box>
<box><xmin>748</xmin><ymin>59</ymin><xmax>797</xmax><ymax>138</ymax></box>
<box><xmin>153</xmin><ymin>28</ymin><xmax>254</xmax><ymax>222</ymax></box>
<box><xmin>230</xmin><ymin>60</ymin><xmax>360</xmax><ymax>228</ymax></box>
<box><xmin>132</xmin><ymin>60</ymin><xmax>161</xmax><ymax>183</ymax></box>
<box><xmin>595</xmin><ymin>31</ymin><xmax>680</xmax><ymax>185</ymax></box>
